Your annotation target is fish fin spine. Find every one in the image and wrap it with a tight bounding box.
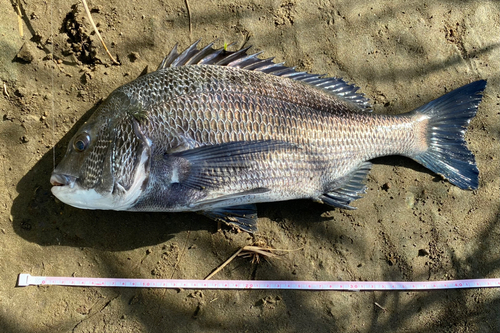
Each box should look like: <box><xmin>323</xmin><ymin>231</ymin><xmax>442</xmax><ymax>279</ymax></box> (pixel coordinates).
<box><xmin>156</xmin><ymin>40</ymin><xmax>372</xmax><ymax>110</ymax></box>
<box><xmin>201</xmin><ymin>204</ymin><xmax>258</xmax><ymax>233</ymax></box>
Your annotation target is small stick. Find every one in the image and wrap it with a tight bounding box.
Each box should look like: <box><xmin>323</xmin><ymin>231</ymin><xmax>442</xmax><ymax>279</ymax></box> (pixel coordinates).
<box><xmin>374</xmin><ymin>302</ymin><xmax>387</xmax><ymax>312</ymax></box>
<box><xmin>205</xmin><ymin>243</ymin><xmax>302</xmax><ymax>280</ymax></box>
<box><xmin>238</xmin><ymin>245</ymin><xmax>278</xmax><ymax>260</ymax></box>
<box><xmin>15</xmin><ymin>0</ymin><xmax>24</xmax><ymax>37</ymax></box>
<box><xmin>3</xmin><ymin>82</ymin><xmax>9</xmax><ymax>98</ymax></box>
<box><xmin>204</xmin><ymin>247</ymin><xmax>244</xmax><ymax>280</ymax></box>
<box><xmin>81</xmin><ymin>0</ymin><xmax>120</xmax><ymax>65</ymax></box>
<box><xmin>184</xmin><ymin>0</ymin><xmax>192</xmax><ymax>39</ymax></box>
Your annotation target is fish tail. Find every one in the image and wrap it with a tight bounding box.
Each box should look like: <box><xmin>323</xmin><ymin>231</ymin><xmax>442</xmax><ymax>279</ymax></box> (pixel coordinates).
<box><xmin>410</xmin><ymin>80</ymin><xmax>487</xmax><ymax>190</ymax></box>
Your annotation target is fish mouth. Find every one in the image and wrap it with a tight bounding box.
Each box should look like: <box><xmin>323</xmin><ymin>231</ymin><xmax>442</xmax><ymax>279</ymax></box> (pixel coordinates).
<box><xmin>50</xmin><ymin>173</ymin><xmax>77</xmax><ymax>188</ymax></box>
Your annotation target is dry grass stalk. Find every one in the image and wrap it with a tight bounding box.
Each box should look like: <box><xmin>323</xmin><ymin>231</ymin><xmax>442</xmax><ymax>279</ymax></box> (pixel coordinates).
<box><xmin>184</xmin><ymin>0</ymin><xmax>192</xmax><ymax>38</ymax></box>
<box><xmin>15</xmin><ymin>0</ymin><xmax>24</xmax><ymax>37</ymax></box>
<box><xmin>204</xmin><ymin>247</ymin><xmax>243</xmax><ymax>280</ymax></box>
<box><xmin>205</xmin><ymin>241</ymin><xmax>302</xmax><ymax>280</ymax></box>
<box><xmin>238</xmin><ymin>245</ymin><xmax>278</xmax><ymax>264</ymax></box>
<box><xmin>81</xmin><ymin>0</ymin><xmax>120</xmax><ymax>65</ymax></box>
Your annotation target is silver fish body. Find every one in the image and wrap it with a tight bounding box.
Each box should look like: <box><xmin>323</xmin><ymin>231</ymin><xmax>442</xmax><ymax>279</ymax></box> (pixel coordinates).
<box><xmin>50</xmin><ymin>41</ymin><xmax>486</xmax><ymax>232</ymax></box>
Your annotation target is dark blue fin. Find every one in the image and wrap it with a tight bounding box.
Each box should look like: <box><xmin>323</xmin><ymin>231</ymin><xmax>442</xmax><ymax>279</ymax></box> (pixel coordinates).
<box><xmin>411</xmin><ymin>80</ymin><xmax>486</xmax><ymax>190</ymax></box>
<box><xmin>167</xmin><ymin>140</ymin><xmax>299</xmax><ymax>190</ymax></box>
<box><xmin>156</xmin><ymin>40</ymin><xmax>371</xmax><ymax>111</ymax></box>
<box><xmin>201</xmin><ymin>204</ymin><xmax>258</xmax><ymax>233</ymax></box>
<box><xmin>318</xmin><ymin>162</ymin><xmax>372</xmax><ymax>209</ymax></box>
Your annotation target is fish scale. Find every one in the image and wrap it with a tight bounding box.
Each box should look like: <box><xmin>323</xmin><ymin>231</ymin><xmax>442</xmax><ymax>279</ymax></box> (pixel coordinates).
<box><xmin>127</xmin><ymin>66</ymin><xmax>419</xmax><ymax>207</ymax></box>
<box><xmin>138</xmin><ymin>68</ymin><xmax>413</xmax><ymax>163</ymax></box>
<box><xmin>50</xmin><ymin>41</ymin><xmax>486</xmax><ymax>232</ymax></box>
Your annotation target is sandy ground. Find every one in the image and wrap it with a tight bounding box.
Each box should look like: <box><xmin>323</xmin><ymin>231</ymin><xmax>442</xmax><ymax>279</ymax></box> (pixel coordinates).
<box><xmin>1</xmin><ymin>0</ymin><xmax>499</xmax><ymax>332</ymax></box>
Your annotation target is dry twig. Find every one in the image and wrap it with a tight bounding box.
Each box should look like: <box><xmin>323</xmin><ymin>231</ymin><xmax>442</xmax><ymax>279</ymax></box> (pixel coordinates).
<box><xmin>184</xmin><ymin>0</ymin><xmax>192</xmax><ymax>39</ymax></box>
<box><xmin>3</xmin><ymin>82</ymin><xmax>9</xmax><ymax>98</ymax></box>
<box><xmin>374</xmin><ymin>302</ymin><xmax>387</xmax><ymax>312</ymax></box>
<box><xmin>14</xmin><ymin>0</ymin><xmax>23</xmax><ymax>37</ymax></box>
<box><xmin>204</xmin><ymin>247</ymin><xmax>244</xmax><ymax>280</ymax></box>
<box><xmin>205</xmin><ymin>242</ymin><xmax>302</xmax><ymax>280</ymax></box>
<box><xmin>81</xmin><ymin>0</ymin><xmax>120</xmax><ymax>65</ymax></box>
<box><xmin>238</xmin><ymin>245</ymin><xmax>278</xmax><ymax>264</ymax></box>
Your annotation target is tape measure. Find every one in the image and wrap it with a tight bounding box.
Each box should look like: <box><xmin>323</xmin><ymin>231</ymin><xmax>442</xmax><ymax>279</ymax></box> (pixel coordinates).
<box><xmin>17</xmin><ymin>274</ymin><xmax>500</xmax><ymax>291</ymax></box>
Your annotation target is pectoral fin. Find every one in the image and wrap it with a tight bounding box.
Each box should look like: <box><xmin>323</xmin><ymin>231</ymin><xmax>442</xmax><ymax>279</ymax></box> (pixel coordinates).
<box><xmin>166</xmin><ymin>140</ymin><xmax>299</xmax><ymax>190</ymax></box>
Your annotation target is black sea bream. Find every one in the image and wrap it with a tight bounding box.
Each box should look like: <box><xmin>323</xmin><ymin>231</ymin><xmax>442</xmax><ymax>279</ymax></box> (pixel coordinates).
<box><xmin>50</xmin><ymin>41</ymin><xmax>487</xmax><ymax>232</ymax></box>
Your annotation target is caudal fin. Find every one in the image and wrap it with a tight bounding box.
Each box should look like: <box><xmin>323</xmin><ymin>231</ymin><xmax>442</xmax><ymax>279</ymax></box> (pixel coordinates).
<box><xmin>411</xmin><ymin>80</ymin><xmax>487</xmax><ymax>190</ymax></box>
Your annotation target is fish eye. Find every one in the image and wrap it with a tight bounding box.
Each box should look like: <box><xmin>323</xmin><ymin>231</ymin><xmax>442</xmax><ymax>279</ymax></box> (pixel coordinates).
<box><xmin>73</xmin><ymin>133</ymin><xmax>91</xmax><ymax>152</ymax></box>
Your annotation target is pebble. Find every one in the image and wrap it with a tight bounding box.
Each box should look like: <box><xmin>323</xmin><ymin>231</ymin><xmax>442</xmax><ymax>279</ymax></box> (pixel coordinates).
<box><xmin>128</xmin><ymin>52</ymin><xmax>140</xmax><ymax>62</ymax></box>
<box><xmin>15</xmin><ymin>43</ymin><xmax>34</xmax><ymax>63</ymax></box>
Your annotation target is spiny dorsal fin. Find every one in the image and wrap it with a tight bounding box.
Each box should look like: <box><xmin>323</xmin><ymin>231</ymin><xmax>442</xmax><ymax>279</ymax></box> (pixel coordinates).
<box><xmin>156</xmin><ymin>40</ymin><xmax>372</xmax><ymax>111</ymax></box>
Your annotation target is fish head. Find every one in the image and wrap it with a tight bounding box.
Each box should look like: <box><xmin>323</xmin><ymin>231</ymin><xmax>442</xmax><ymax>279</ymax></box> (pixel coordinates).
<box><xmin>50</xmin><ymin>91</ymin><xmax>151</xmax><ymax>210</ymax></box>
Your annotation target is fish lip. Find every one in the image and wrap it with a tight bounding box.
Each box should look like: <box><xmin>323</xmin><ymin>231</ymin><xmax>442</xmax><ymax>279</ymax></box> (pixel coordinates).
<box><xmin>50</xmin><ymin>173</ymin><xmax>77</xmax><ymax>189</ymax></box>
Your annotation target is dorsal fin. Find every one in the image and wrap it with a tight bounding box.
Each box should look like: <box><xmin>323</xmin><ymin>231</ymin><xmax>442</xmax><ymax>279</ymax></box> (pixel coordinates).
<box><xmin>156</xmin><ymin>40</ymin><xmax>372</xmax><ymax>111</ymax></box>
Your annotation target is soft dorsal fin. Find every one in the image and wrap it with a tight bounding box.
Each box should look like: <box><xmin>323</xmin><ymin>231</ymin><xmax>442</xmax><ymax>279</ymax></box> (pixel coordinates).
<box><xmin>156</xmin><ymin>40</ymin><xmax>372</xmax><ymax>111</ymax></box>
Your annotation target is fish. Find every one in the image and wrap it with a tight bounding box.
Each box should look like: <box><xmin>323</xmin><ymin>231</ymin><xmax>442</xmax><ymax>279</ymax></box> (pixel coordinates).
<box><xmin>50</xmin><ymin>40</ymin><xmax>487</xmax><ymax>233</ymax></box>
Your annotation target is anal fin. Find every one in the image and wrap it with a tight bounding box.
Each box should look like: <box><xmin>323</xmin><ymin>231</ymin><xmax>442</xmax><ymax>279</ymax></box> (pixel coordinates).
<box><xmin>317</xmin><ymin>162</ymin><xmax>372</xmax><ymax>210</ymax></box>
<box><xmin>201</xmin><ymin>204</ymin><xmax>258</xmax><ymax>233</ymax></box>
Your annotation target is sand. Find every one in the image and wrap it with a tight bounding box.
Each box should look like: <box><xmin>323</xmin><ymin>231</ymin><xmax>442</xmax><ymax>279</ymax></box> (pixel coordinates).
<box><xmin>1</xmin><ymin>0</ymin><xmax>499</xmax><ymax>331</ymax></box>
